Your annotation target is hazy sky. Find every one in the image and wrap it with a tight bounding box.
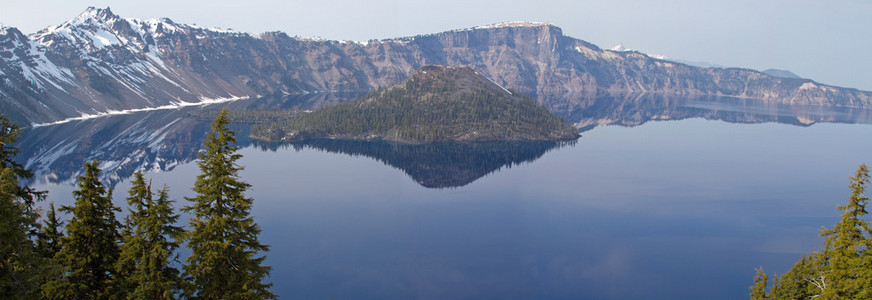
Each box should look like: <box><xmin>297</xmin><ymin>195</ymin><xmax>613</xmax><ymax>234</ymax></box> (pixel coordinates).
<box><xmin>2</xmin><ymin>0</ymin><xmax>870</xmax><ymax>90</ymax></box>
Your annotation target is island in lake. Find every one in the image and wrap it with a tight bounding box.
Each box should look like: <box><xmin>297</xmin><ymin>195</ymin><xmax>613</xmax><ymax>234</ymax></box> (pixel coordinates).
<box><xmin>249</xmin><ymin>65</ymin><xmax>580</xmax><ymax>144</ymax></box>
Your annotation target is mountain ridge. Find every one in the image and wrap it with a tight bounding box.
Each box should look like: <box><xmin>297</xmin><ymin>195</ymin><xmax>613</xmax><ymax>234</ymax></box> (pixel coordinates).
<box><xmin>2</xmin><ymin>7</ymin><xmax>870</xmax><ymax>126</ymax></box>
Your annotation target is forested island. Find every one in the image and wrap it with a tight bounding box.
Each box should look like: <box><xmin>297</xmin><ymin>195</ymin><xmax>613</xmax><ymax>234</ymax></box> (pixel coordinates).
<box><xmin>249</xmin><ymin>65</ymin><xmax>580</xmax><ymax>144</ymax></box>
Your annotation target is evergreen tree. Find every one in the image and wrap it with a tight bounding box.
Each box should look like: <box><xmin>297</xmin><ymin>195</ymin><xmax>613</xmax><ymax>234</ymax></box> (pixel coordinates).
<box><xmin>0</xmin><ymin>114</ymin><xmax>44</xmax><ymax>298</ymax></box>
<box><xmin>117</xmin><ymin>172</ymin><xmax>183</xmax><ymax>299</ymax></box>
<box><xmin>35</xmin><ymin>202</ymin><xmax>66</xmax><ymax>298</ymax></box>
<box><xmin>757</xmin><ymin>164</ymin><xmax>872</xmax><ymax>299</ymax></box>
<box><xmin>183</xmin><ymin>108</ymin><xmax>275</xmax><ymax>299</ymax></box>
<box><xmin>749</xmin><ymin>267</ymin><xmax>768</xmax><ymax>299</ymax></box>
<box><xmin>819</xmin><ymin>164</ymin><xmax>871</xmax><ymax>298</ymax></box>
<box><xmin>43</xmin><ymin>160</ymin><xmax>121</xmax><ymax>299</ymax></box>
<box><xmin>36</xmin><ymin>202</ymin><xmax>64</xmax><ymax>259</ymax></box>
<box><xmin>768</xmin><ymin>252</ymin><xmax>826</xmax><ymax>299</ymax></box>
<box><xmin>114</xmin><ymin>174</ymin><xmax>149</xmax><ymax>296</ymax></box>
<box><xmin>0</xmin><ymin>115</ymin><xmax>45</xmax><ymax>209</ymax></box>
<box><xmin>0</xmin><ymin>167</ymin><xmax>42</xmax><ymax>298</ymax></box>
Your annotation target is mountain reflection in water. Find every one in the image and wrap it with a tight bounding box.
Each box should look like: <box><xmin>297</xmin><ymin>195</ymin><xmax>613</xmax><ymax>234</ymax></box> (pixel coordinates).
<box><xmin>16</xmin><ymin>94</ymin><xmax>872</xmax><ymax>188</ymax></box>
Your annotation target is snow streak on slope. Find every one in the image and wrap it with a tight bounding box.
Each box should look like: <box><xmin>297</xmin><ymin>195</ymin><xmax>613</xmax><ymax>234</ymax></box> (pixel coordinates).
<box><xmin>31</xmin><ymin>95</ymin><xmax>248</xmax><ymax>127</ymax></box>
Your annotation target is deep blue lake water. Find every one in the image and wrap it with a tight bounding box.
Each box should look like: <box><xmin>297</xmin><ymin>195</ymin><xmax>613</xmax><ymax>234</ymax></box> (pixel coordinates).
<box><xmin>22</xmin><ymin>96</ymin><xmax>872</xmax><ymax>299</ymax></box>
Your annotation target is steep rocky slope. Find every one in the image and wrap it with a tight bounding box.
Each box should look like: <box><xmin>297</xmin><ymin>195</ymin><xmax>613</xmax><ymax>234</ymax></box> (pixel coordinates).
<box><xmin>2</xmin><ymin>7</ymin><xmax>870</xmax><ymax>125</ymax></box>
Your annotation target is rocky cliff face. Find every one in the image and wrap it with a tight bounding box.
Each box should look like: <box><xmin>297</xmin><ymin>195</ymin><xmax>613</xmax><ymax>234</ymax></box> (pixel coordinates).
<box><xmin>3</xmin><ymin>7</ymin><xmax>871</xmax><ymax>125</ymax></box>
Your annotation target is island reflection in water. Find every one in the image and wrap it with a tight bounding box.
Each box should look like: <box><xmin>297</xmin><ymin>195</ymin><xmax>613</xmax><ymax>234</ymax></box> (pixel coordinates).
<box><xmin>17</xmin><ymin>93</ymin><xmax>872</xmax><ymax>189</ymax></box>
<box><xmin>253</xmin><ymin>139</ymin><xmax>575</xmax><ymax>188</ymax></box>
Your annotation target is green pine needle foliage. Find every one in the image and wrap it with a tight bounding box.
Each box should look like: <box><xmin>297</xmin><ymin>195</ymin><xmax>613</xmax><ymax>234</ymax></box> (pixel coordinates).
<box><xmin>116</xmin><ymin>172</ymin><xmax>184</xmax><ymax>299</ymax></box>
<box><xmin>749</xmin><ymin>267</ymin><xmax>768</xmax><ymax>299</ymax></box>
<box><xmin>753</xmin><ymin>164</ymin><xmax>872</xmax><ymax>299</ymax></box>
<box><xmin>36</xmin><ymin>203</ymin><xmax>64</xmax><ymax>259</ymax></box>
<box><xmin>183</xmin><ymin>108</ymin><xmax>276</xmax><ymax>299</ymax></box>
<box><xmin>0</xmin><ymin>114</ymin><xmax>52</xmax><ymax>299</ymax></box>
<box><xmin>44</xmin><ymin>160</ymin><xmax>121</xmax><ymax>299</ymax></box>
<box><xmin>0</xmin><ymin>167</ymin><xmax>43</xmax><ymax>298</ymax></box>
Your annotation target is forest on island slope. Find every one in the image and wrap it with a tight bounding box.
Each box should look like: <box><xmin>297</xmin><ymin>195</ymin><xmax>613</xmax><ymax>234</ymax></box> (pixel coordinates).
<box><xmin>249</xmin><ymin>66</ymin><xmax>580</xmax><ymax>144</ymax></box>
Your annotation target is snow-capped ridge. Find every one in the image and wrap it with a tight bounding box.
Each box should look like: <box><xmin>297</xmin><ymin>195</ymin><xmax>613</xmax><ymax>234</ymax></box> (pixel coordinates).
<box><xmin>73</xmin><ymin>6</ymin><xmax>119</xmax><ymax>24</ymax></box>
<box><xmin>399</xmin><ymin>21</ymin><xmax>560</xmax><ymax>42</ymax></box>
<box><xmin>474</xmin><ymin>21</ymin><xmax>553</xmax><ymax>29</ymax></box>
<box><xmin>294</xmin><ymin>36</ymin><xmax>327</xmax><ymax>42</ymax></box>
<box><xmin>0</xmin><ymin>25</ymin><xmax>25</xmax><ymax>39</ymax></box>
<box><xmin>610</xmin><ymin>43</ymin><xmax>629</xmax><ymax>52</ymax></box>
<box><xmin>32</xmin><ymin>6</ymin><xmax>131</xmax><ymax>50</ymax></box>
<box><xmin>607</xmin><ymin>43</ymin><xmax>668</xmax><ymax>60</ymax></box>
<box><xmin>33</xmin><ymin>7</ymin><xmax>248</xmax><ymax>49</ymax></box>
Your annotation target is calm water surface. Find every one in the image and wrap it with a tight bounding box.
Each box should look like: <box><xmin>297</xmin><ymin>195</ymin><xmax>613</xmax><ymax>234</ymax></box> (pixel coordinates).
<box><xmin>25</xmin><ymin>99</ymin><xmax>872</xmax><ymax>299</ymax></box>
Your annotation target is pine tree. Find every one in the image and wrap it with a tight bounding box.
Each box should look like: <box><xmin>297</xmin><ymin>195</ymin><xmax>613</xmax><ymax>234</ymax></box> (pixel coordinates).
<box><xmin>819</xmin><ymin>164</ymin><xmax>871</xmax><ymax>298</ymax></box>
<box><xmin>36</xmin><ymin>202</ymin><xmax>64</xmax><ymax>259</ymax></box>
<box><xmin>855</xmin><ymin>166</ymin><xmax>872</xmax><ymax>300</ymax></box>
<box><xmin>0</xmin><ymin>115</ymin><xmax>45</xmax><ymax>209</ymax></box>
<box><xmin>0</xmin><ymin>167</ymin><xmax>42</xmax><ymax>298</ymax></box>
<box><xmin>114</xmin><ymin>173</ymin><xmax>150</xmax><ymax>296</ymax></box>
<box><xmin>755</xmin><ymin>164</ymin><xmax>872</xmax><ymax>299</ymax></box>
<box><xmin>769</xmin><ymin>252</ymin><xmax>827</xmax><ymax>299</ymax></box>
<box><xmin>183</xmin><ymin>108</ymin><xmax>275</xmax><ymax>299</ymax></box>
<box><xmin>749</xmin><ymin>267</ymin><xmax>768</xmax><ymax>299</ymax></box>
<box><xmin>116</xmin><ymin>172</ymin><xmax>183</xmax><ymax>299</ymax></box>
<box><xmin>34</xmin><ymin>202</ymin><xmax>66</xmax><ymax>297</ymax></box>
<box><xmin>43</xmin><ymin>160</ymin><xmax>121</xmax><ymax>299</ymax></box>
<box><xmin>0</xmin><ymin>114</ymin><xmax>44</xmax><ymax>298</ymax></box>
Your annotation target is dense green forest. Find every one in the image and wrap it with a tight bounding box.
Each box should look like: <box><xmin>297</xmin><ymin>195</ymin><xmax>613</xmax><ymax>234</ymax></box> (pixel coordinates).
<box><xmin>750</xmin><ymin>165</ymin><xmax>872</xmax><ymax>299</ymax></box>
<box><xmin>249</xmin><ymin>65</ymin><xmax>580</xmax><ymax>143</ymax></box>
<box><xmin>0</xmin><ymin>110</ymin><xmax>275</xmax><ymax>299</ymax></box>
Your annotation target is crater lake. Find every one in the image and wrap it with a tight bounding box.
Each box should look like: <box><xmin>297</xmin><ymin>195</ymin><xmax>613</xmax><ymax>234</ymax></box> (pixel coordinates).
<box><xmin>18</xmin><ymin>94</ymin><xmax>872</xmax><ymax>299</ymax></box>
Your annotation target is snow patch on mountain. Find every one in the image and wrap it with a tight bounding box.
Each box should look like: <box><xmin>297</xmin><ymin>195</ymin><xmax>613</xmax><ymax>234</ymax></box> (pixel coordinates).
<box><xmin>477</xmin><ymin>72</ymin><xmax>512</xmax><ymax>95</ymax></box>
<box><xmin>33</xmin><ymin>7</ymin><xmax>130</xmax><ymax>50</ymax></box>
<box><xmin>609</xmin><ymin>43</ymin><xmax>667</xmax><ymax>60</ymax></box>
<box><xmin>31</xmin><ymin>95</ymin><xmax>249</xmax><ymax>127</ymax></box>
<box><xmin>475</xmin><ymin>21</ymin><xmax>552</xmax><ymax>29</ymax></box>
<box><xmin>610</xmin><ymin>43</ymin><xmax>629</xmax><ymax>51</ymax></box>
<box><xmin>429</xmin><ymin>21</ymin><xmax>554</xmax><ymax>36</ymax></box>
<box><xmin>576</xmin><ymin>45</ymin><xmax>621</xmax><ymax>61</ymax></box>
<box><xmin>87</xmin><ymin>28</ymin><xmax>123</xmax><ymax>48</ymax></box>
<box><xmin>295</xmin><ymin>36</ymin><xmax>327</xmax><ymax>42</ymax></box>
<box><xmin>2</xmin><ymin>33</ymin><xmax>76</xmax><ymax>91</ymax></box>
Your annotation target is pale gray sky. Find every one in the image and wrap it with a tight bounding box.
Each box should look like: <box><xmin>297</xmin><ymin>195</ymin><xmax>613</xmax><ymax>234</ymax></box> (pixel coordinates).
<box><xmin>2</xmin><ymin>0</ymin><xmax>870</xmax><ymax>90</ymax></box>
